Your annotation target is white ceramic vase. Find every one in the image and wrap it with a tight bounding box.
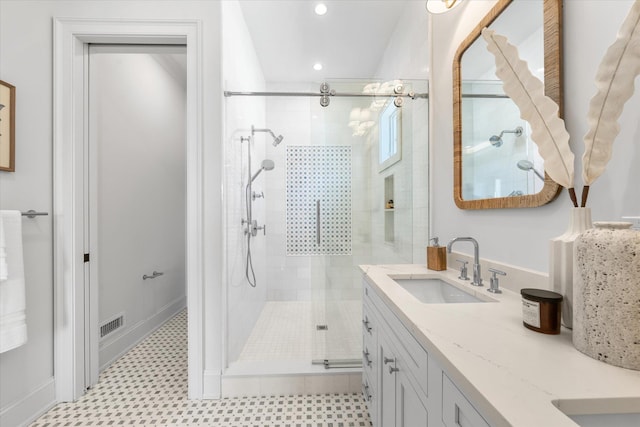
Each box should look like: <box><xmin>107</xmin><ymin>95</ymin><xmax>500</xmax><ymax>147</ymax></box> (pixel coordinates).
<box><xmin>573</xmin><ymin>222</ymin><xmax>640</xmax><ymax>370</ymax></box>
<box><xmin>548</xmin><ymin>207</ymin><xmax>592</xmax><ymax>329</ymax></box>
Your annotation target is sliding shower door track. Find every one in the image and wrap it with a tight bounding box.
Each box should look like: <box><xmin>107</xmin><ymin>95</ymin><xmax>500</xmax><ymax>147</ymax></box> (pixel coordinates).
<box><xmin>224</xmin><ymin>90</ymin><xmax>428</xmax><ymax>99</ymax></box>
<box><xmin>312</xmin><ymin>359</ymin><xmax>362</xmax><ymax>370</ymax></box>
<box><xmin>225</xmin><ymin>81</ymin><xmax>427</xmax><ymax>107</ymax></box>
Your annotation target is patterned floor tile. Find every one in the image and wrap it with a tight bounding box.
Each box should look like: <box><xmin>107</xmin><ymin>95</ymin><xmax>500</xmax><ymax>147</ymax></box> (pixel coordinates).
<box><xmin>30</xmin><ymin>311</ymin><xmax>371</xmax><ymax>427</ymax></box>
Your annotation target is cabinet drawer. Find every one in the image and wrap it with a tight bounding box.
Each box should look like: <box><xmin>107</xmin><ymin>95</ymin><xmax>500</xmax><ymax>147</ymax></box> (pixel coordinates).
<box><xmin>362</xmin><ymin>372</ymin><xmax>377</xmax><ymax>427</ymax></box>
<box><xmin>364</xmin><ymin>280</ymin><xmax>429</xmax><ymax>398</ymax></box>
<box><xmin>442</xmin><ymin>373</ymin><xmax>490</xmax><ymax>427</ymax></box>
<box><xmin>362</xmin><ymin>301</ymin><xmax>377</xmax><ymax>345</ymax></box>
<box><xmin>362</xmin><ymin>302</ymin><xmax>377</xmax><ymax>376</ymax></box>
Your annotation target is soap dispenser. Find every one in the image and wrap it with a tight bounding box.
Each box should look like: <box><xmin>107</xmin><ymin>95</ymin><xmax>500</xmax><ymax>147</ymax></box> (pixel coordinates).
<box><xmin>427</xmin><ymin>237</ymin><xmax>447</xmax><ymax>271</ymax></box>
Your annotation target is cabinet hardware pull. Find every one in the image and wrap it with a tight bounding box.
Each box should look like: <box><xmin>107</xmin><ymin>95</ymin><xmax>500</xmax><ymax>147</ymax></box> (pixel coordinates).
<box><xmin>383</xmin><ymin>357</ymin><xmax>395</xmax><ymax>365</ymax></box>
<box><xmin>362</xmin><ymin>318</ymin><xmax>372</xmax><ymax>333</ymax></box>
<box><xmin>389</xmin><ymin>365</ymin><xmax>399</xmax><ymax>374</ymax></box>
<box><xmin>363</xmin><ymin>350</ymin><xmax>372</xmax><ymax>367</ymax></box>
<box><xmin>363</xmin><ymin>383</ymin><xmax>372</xmax><ymax>401</ymax></box>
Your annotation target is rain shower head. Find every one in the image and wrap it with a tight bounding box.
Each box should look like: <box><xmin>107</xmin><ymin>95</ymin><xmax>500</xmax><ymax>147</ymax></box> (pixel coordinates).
<box><xmin>272</xmin><ymin>134</ymin><xmax>284</xmax><ymax>147</ymax></box>
<box><xmin>489</xmin><ymin>126</ymin><xmax>524</xmax><ymax>147</ymax></box>
<box><xmin>251</xmin><ymin>159</ymin><xmax>275</xmax><ymax>182</ymax></box>
<box><xmin>252</xmin><ymin>125</ymin><xmax>284</xmax><ymax>147</ymax></box>
<box><xmin>517</xmin><ymin>159</ymin><xmax>545</xmax><ymax>181</ymax></box>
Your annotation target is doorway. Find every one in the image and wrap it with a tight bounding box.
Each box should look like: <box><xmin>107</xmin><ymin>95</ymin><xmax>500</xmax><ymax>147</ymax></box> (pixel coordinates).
<box><xmin>85</xmin><ymin>44</ymin><xmax>187</xmax><ymax>388</ymax></box>
<box><xmin>53</xmin><ymin>19</ymin><xmax>206</xmax><ymax>402</ymax></box>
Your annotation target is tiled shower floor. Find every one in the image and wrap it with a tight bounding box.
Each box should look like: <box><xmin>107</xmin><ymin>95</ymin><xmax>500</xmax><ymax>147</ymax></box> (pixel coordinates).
<box><xmin>236</xmin><ymin>300</ymin><xmax>362</xmax><ymax>364</ymax></box>
<box><xmin>30</xmin><ymin>310</ymin><xmax>371</xmax><ymax>427</ymax></box>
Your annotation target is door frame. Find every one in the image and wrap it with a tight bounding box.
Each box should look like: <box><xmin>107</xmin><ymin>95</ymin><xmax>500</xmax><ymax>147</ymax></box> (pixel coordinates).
<box><xmin>53</xmin><ymin>18</ymin><xmax>204</xmax><ymax>401</ymax></box>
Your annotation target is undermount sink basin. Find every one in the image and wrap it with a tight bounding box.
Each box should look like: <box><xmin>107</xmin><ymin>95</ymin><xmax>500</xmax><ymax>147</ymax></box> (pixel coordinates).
<box><xmin>393</xmin><ymin>278</ymin><xmax>487</xmax><ymax>304</ymax></box>
<box><xmin>554</xmin><ymin>398</ymin><xmax>640</xmax><ymax>427</ymax></box>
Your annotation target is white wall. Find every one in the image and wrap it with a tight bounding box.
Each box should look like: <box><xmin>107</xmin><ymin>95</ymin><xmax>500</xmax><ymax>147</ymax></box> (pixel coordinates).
<box><xmin>430</xmin><ymin>0</ymin><xmax>640</xmax><ymax>273</ymax></box>
<box><xmin>221</xmin><ymin>0</ymin><xmax>268</xmax><ymax>366</ymax></box>
<box><xmin>0</xmin><ymin>1</ymin><xmax>223</xmax><ymax>425</ymax></box>
<box><xmin>374</xmin><ymin>1</ymin><xmax>430</xmax><ymax>264</ymax></box>
<box><xmin>89</xmin><ymin>46</ymin><xmax>186</xmax><ymax>369</ymax></box>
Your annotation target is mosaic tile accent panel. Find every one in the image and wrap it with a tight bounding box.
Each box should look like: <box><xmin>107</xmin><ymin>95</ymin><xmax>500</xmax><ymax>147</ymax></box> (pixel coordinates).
<box><xmin>286</xmin><ymin>146</ymin><xmax>352</xmax><ymax>256</ymax></box>
<box><xmin>30</xmin><ymin>310</ymin><xmax>371</xmax><ymax>427</ymax></box>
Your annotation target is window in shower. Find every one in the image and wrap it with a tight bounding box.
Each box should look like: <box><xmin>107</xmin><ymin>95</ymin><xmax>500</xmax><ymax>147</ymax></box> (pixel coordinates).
<box><xmin>378</xmin><ymin>100</ymin><xmax>402</xmax><ymax>171</ymax></box>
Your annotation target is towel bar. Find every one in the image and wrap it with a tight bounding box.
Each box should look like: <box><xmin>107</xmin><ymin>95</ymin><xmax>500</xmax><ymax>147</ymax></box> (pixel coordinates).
<box><xmin>21</xmin><ymin>210</ymin><xmax>49</xmax><ymax>218</ymax></box>
<box><xmin>143</xmin><ymin>271</ymin><xmax>164</xmax><ymax>280</ymax></box>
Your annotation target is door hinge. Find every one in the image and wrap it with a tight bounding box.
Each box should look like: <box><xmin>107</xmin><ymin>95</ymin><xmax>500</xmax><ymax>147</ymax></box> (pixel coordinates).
<box><xmin>84</xmin><ymin>253</ymin><xmax>90</xmax><ymax>263</ymax></box>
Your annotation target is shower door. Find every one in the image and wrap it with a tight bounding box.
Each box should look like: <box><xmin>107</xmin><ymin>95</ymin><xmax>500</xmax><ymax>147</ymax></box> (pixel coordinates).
<box><xmin>306</xmin><ymin>81</ymin><xmax>373</xmax><ymax>368</ymax></box>
<box><xmin>285</xmin><ymin>142</ymin><xmax>358</xmax><ymax>367</ymax></box>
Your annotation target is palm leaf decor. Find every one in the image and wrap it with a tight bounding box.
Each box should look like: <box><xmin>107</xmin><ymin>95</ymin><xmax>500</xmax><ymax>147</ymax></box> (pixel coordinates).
<box><xmin>481</xmin><ymin>28</ymin><xmax>578</xmax><ymax>207</ymax></box>
<box><xmin>581</xmin><ymin>0</ymin><xmax>640</xmax><ymax>206</ymax></box>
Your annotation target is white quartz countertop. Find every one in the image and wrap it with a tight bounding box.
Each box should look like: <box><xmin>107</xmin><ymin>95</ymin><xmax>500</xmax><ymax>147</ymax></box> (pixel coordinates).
<box><xmin>360</xmin><ymin>264</ymin><xmax>640</xmax><ymax>427</ymax></box>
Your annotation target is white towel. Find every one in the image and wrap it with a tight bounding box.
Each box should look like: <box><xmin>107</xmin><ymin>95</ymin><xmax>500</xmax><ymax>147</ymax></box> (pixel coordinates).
<box><xmin>0</xmin><ymin>210</ymin><xmax>27</xmax><ymax>353</ymax></box>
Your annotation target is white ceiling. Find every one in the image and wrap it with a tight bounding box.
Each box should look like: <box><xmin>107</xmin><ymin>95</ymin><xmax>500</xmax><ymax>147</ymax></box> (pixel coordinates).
<box><xmin>238</xmin><ymin>0</ymin><xmax>411</xmax><ymax>83</ymax></box>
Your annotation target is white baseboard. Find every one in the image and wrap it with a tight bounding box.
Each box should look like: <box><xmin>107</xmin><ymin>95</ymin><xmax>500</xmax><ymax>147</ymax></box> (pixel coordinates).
<box><xmin>202</xmin><ymin>370</ymin><xmax>221</xmax><ymax>399</ymax></box>
<box><xmin>99</xmin><ymin>296</ymin><xmax>186</xmax><ymax>371</ymax></box>
<box><xmin>0</xmin><ymin>378</ymin><xmax>56</xmax><ymax>427</ymax></box>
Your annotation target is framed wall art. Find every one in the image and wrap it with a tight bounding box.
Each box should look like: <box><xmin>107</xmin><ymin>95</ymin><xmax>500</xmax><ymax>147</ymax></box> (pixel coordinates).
<box><xmin>0</xmin><ymin>80</ymin><xmax>16</xmax><ymax>172</ymax></box>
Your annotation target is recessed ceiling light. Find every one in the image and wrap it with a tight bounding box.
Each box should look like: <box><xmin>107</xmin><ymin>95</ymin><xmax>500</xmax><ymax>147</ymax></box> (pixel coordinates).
<box><xmin>313</xmin><ymin>63</ymin><xmax>323</xmax><ymax>71</ymax></box>
<box><xmin>314</xmin><ymin>3</ymin><xmax>328</xmax><ymax>16</ymax></box>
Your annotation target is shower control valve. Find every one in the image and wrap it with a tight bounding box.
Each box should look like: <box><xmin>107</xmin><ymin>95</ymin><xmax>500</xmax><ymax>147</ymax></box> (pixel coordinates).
<box><xmin>252</xmin><ymin>191</ymin><xmax>264</xmax><ymax>201</ymax></box>
<box><xmin>248</xmin><ymin>220</ymin><xmax>266</xmax><ymax>237</ymax></box>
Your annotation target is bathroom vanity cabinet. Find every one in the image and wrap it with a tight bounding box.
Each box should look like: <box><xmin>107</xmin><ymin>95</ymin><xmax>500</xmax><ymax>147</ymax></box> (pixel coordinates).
<box><xmin>360</xmin><ymin>265</ymin><xmax>640</xmax><ymax>427</ymax></box>
<box><xmin>362</xmin><ymin>279</ymin><xmax>489</xmax><ymax>427</ymax></box>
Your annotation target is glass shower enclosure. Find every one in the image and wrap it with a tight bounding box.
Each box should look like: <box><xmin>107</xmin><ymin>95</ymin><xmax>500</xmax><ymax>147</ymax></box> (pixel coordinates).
<box><xmin>224</xmin><ymin>79</ymin><xmax>429</xmax><ymax>375</ymax></box>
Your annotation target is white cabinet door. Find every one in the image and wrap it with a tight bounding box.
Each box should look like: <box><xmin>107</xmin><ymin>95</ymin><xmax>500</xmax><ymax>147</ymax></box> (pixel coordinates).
<box><xmin>442</xmin><ymin>373</ymin><xmax>490</xmax><ymax>427</ymax></box>
<box><xmin>378</xmin><ymin>333</ymin><xmax>397</xmax><ymax>427</ymax></box>
<box><xmin>396</xmin><ymin>366</ymin><xmax>429</xmax><ymax>427</ymax></box>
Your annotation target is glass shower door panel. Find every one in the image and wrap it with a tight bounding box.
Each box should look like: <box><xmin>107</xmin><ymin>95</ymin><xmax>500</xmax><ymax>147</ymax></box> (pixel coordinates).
<box><xmin>309</xmin><ymin>83</ymin><xmax>368</xmax><ymax>367</ymax></box>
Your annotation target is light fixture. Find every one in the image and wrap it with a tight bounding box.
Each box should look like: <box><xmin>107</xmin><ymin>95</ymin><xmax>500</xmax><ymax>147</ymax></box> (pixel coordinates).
<box><xmin>314</xmin><ymin>3</ymin><xmax>328</xmax><ymax>16</ymax></box>
<box><xmin>426</xmin><ymin>0</ymin><xmax>462</xmax><ymax>14</ymax></box>
<box><xmin>313</xmin><ymin>63</ymin><xmax>323</xmax><ymax>71</ymax></box>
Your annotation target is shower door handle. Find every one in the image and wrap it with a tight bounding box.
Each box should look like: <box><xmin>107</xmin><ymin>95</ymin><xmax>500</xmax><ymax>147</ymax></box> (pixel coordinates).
<box><xmin>316</xmin><ymin>200</ymin><xmax>321</xmax><ymax>246</ymax></box>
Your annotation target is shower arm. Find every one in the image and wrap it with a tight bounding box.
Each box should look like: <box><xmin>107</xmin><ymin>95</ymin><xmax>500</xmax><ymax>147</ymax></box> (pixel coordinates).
<box><xmin>252</xmin><ymin>127</ymin><xmax>277</xmax><ymax>140</ymax></box>
<box><xmin>498</xmin><ymin>127</ymin><xmax>523</xmax><ymax>138</ymax></box>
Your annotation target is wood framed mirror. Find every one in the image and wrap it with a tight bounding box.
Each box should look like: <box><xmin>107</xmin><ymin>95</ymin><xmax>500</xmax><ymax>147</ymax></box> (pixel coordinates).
<box><xmin>453</xmin><ymin>0</ymin><xmax>563</xmax><ymax>209</ymax></box>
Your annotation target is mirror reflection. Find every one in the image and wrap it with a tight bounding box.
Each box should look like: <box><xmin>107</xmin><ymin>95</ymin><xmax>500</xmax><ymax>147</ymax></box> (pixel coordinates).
<box><xmin>453</xmin><ymin>0</ymin><xmax>563</xmax><ymax>209</ymax></box>
<box><xmin>461</xmin><ymin>1</ymin><xmax>543</xmax><ymax>200</ymax></box>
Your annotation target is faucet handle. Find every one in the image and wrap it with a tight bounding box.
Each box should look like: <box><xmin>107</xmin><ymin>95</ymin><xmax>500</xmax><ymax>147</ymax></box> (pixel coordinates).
<box><xmin>455</xmin><ymin>259</ymin><xmax>469</xmax><ymax>280</ymax></box>
<box><xmin>487</xmin><ymin>268</ymin><xmax>506</xmax><ymax>294</ymax></box>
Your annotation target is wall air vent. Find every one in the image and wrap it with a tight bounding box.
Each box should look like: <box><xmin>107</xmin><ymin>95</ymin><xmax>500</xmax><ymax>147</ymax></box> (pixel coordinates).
<box><xmin>100</xmin><ymin>313</ymin><xmax>125</xmax><ymax>339</ymax></box>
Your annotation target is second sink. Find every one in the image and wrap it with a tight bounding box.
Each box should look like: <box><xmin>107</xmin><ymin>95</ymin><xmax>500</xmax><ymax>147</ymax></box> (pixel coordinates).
<box><xmin>393</xmin><ymin>278</ymin><xmax>488</xmax><ymax>304</ymax></box>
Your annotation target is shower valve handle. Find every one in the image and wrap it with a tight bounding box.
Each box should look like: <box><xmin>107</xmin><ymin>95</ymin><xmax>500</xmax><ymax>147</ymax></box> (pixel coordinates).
<box><xmin>250</xmin><ymin>220</ymin><xmax>266</xmax><ymax>237</ymax></box>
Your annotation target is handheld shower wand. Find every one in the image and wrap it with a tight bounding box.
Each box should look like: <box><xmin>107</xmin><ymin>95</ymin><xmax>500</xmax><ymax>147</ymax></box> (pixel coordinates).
<box><xmin>250</xmin><ymin>159</ymin><xmax>275</xmax><ymax>182</ymax></box>
<box><xmin>517</xmin><ymin>159</ymin><xmax>545</xmax><ymax>181</ymax></box>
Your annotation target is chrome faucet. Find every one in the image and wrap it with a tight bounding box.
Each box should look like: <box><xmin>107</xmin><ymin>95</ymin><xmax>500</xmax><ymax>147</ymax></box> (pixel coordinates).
<box><xmin>446</xmin><ymin>237</ymin><xmax>483</xmax><ymax>286</ymax></box>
